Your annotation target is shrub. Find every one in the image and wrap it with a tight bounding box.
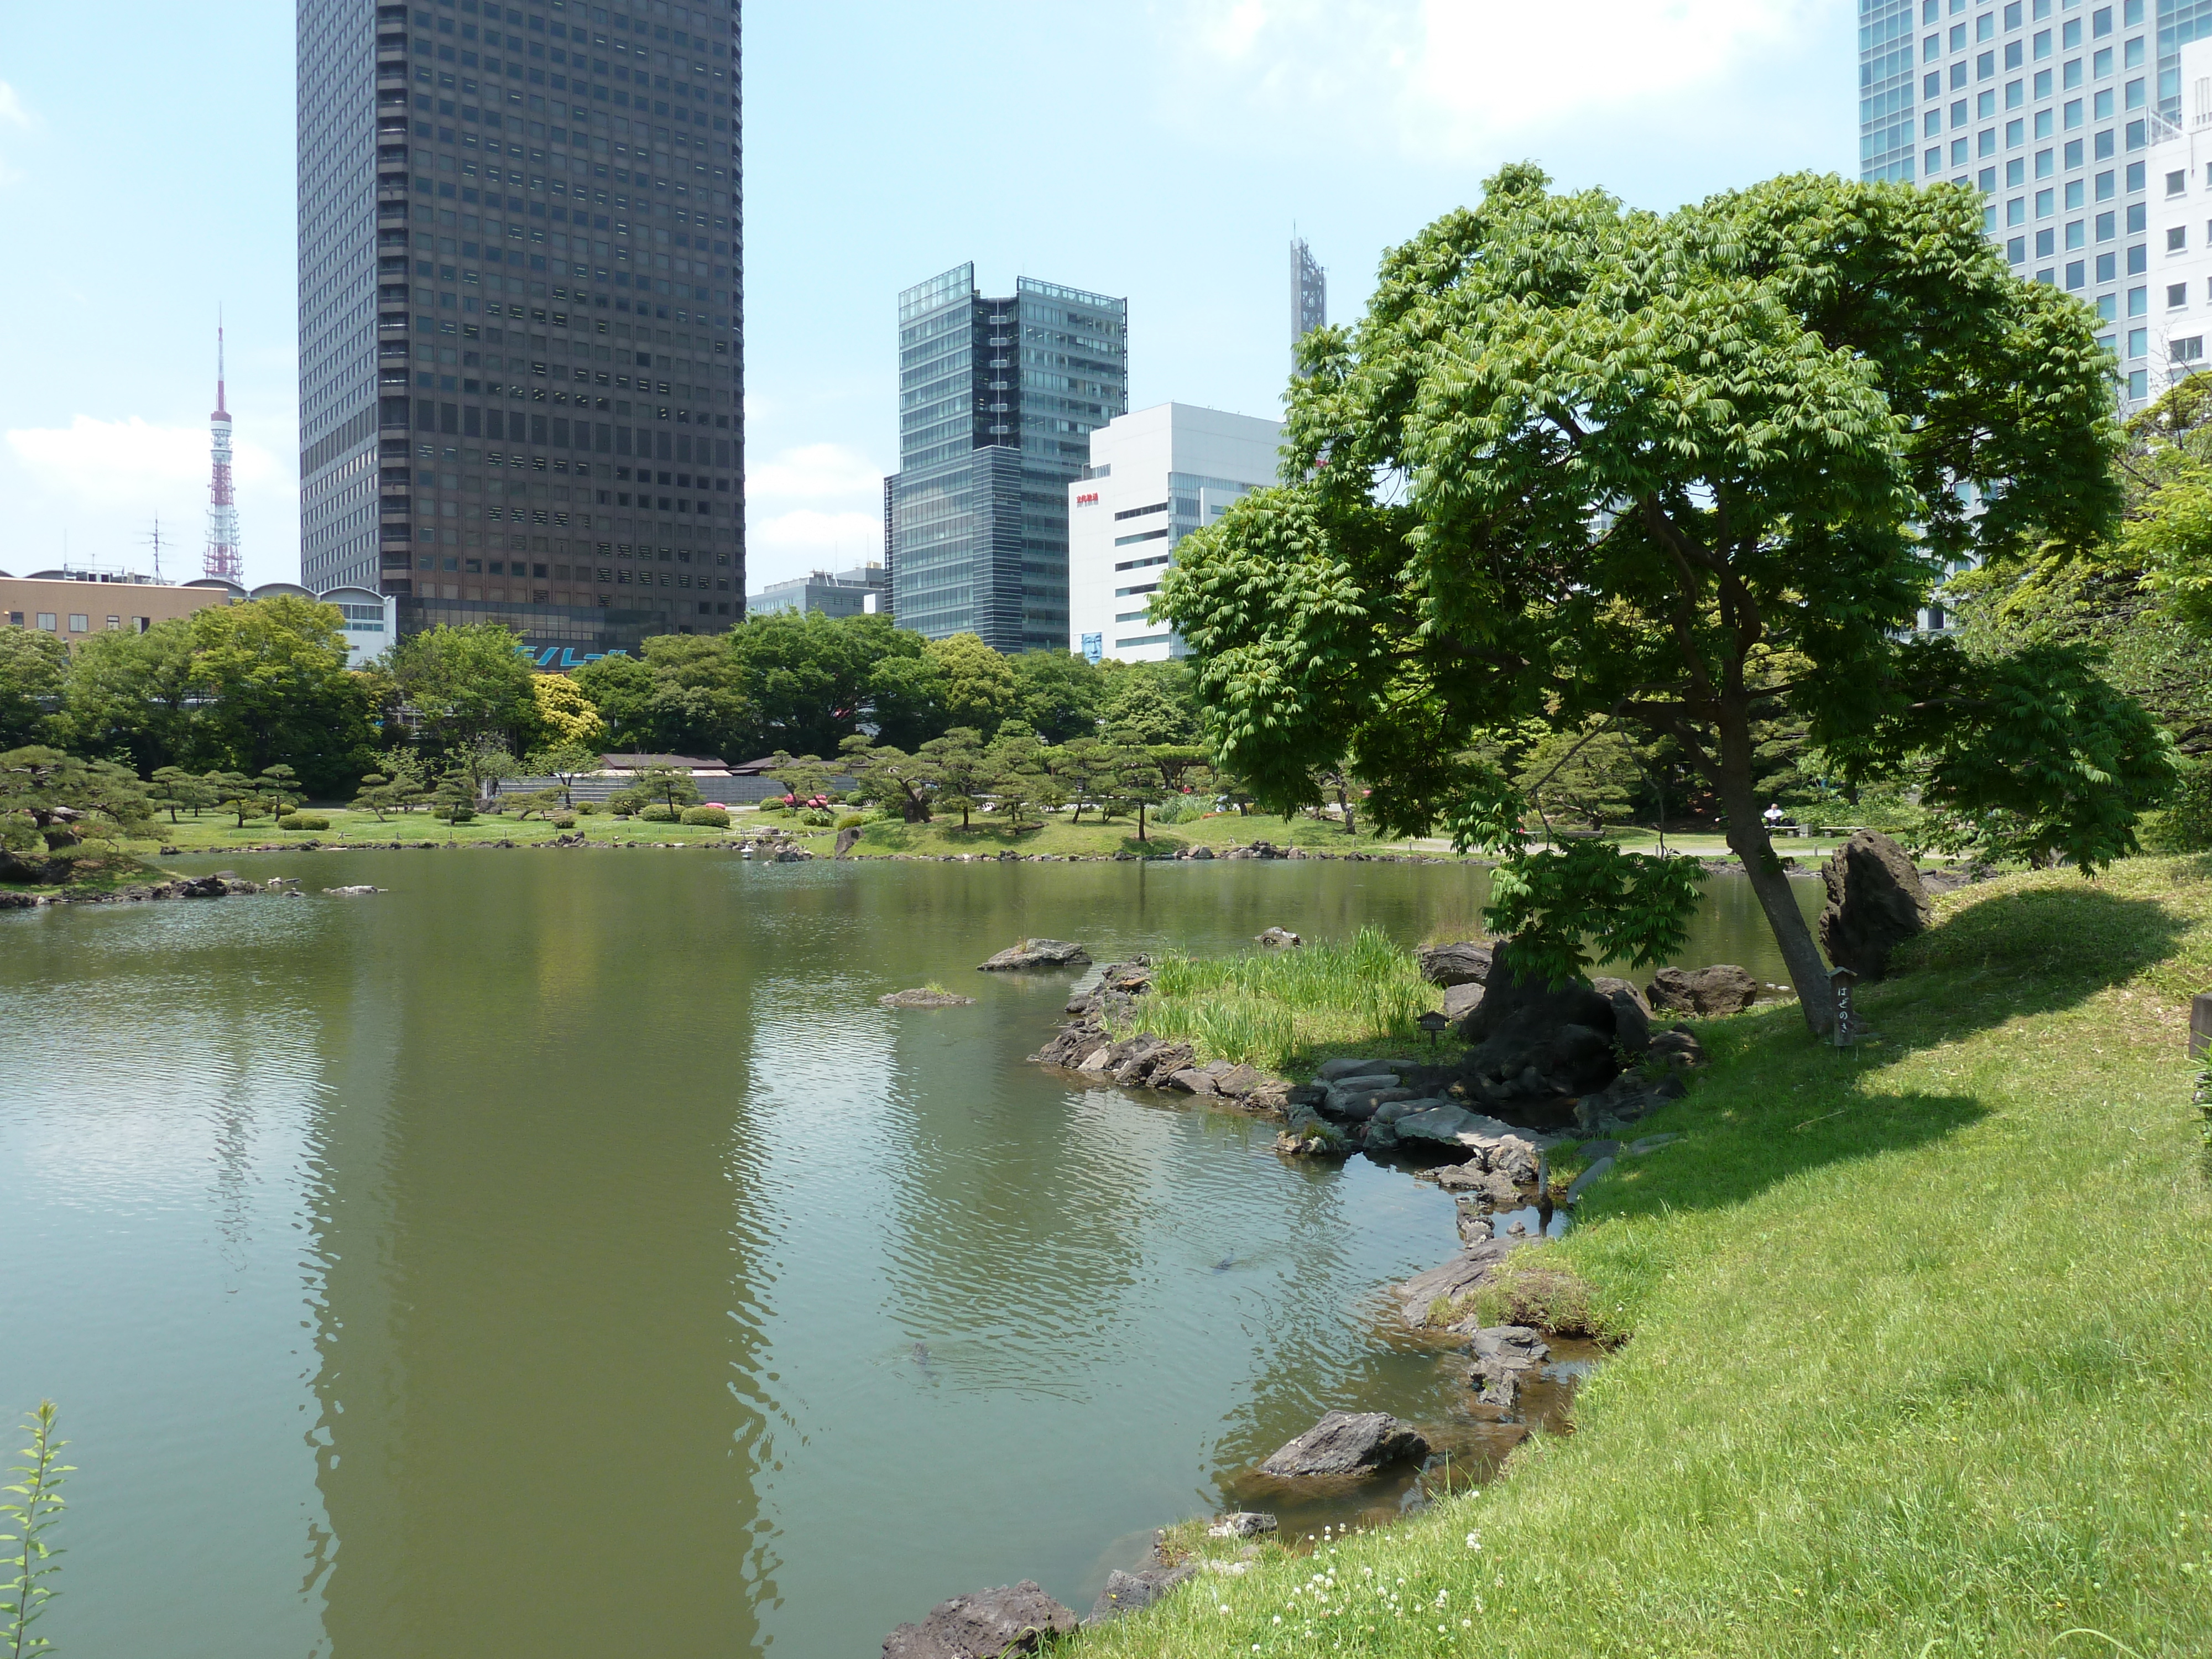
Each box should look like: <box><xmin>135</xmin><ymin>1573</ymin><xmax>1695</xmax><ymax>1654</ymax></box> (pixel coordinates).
<box><xmin>2143</xmin><ymin>759</ymin><xmax>2212</xmax><ymax>852</ymax></box>
<box><xmin>681</xmin><ymin>806</ymin><xmax>731</xmax><ymax>827</ymax></box>
<box><xmin>798</xmin><ymin>806</ymin><xmax>837</xmax><ymax>828</ymax></box>
<box><xmin>574</xmin><ymin>800</ymin><xmax>601</xmax><ymax>815</ymax></box>
<box><xmin>833</xmin><ymin>811</ymin><xmax>865</xmax><ymax>831</ymax></box>
<box><xmin>550</xmin><ymin>812</ymin><xmax>577</xmax><ymax>830</ymax></box>
<box><xmin>434</xmin><ymin>805</ymin><xmax>475</xmax><ymax>824</ymax></box>
<box><xmin>278</xmin><ymin>813</ymin><xmax>332</xmax><ymax>832</ymax></box>
<box><xmin>755</xmin><ymin>797</ymin><xmax>790</xmax><ymax>815</ymax></box>
<box><xmin>638</xmin><ymin>804</ymin><xmax>680</xmax><ymax>822</ymax></box>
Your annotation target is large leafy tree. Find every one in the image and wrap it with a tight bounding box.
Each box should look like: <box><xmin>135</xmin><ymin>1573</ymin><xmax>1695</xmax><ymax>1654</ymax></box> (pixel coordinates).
<box><xmin>1160</xmin><ymin>165</ymin><xmax>2170</xmax><ymax>1032</ymax></box>
<box><xmin>0</xmin><ymin>630</ymin><xmax>70</xmax><ymax>750</ymax></box>
<box><xmin>0</xmin><ymin>746</ymin><xmax>155</xmax><ymax>853</ymax></box>
<box><xmin>925</xmin><ymin>632</ymin><xmax>1016</xmax><ymax>739</ymax></box>
<box><xmin>725</xmin><ymin>612</ymin><xmax>934</xmax><ymax>755</ymax></box>
<box><xmin>1008</xmin><ymin>650</ymin><xmax>1104</xmax><ymax>743</ymax></box>
<box><xmin>384</xmin><ymin>622</ymin><xmax>540</xmax><ymax>757</ymax></box>
<box><xmin>187</xmin><ymin>597</ymin><xmax>380</xmax><ymax>797</ymax></box>
<box><xmin>58</xmin><ymin>620</ymin><xmax>197</xmax><ymax>776</ymax></box>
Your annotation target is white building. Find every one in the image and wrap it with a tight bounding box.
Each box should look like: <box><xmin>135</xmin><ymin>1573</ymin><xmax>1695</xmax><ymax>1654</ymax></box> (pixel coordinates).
<box><xmin>2142</xmin><ymin>38</ymin><xmax>2212</xmax><ymax>398</ymax></box>
<box><xmin>1067</xmin><ymin>403</ymin><xmax>1283</xmax><ymax>663</ymax></box>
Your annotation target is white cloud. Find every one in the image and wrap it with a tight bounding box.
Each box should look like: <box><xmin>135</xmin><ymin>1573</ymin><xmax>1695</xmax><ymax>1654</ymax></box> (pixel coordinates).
<box><xmin>1158</xmin><ymin>0</ymin><xmax>1842</xmax><ymax>161</ymax></box>
<box><xmin>0</xmin><ymin>82</ymin><xmax>32</xmax><ymax>128</ymax></box>
<box><xmin>7</xmin><ymin>415</ymin><xmax>281</xmax><ymax>500</ymax></box>
<box><xmin>745</xmin><ymin>441</ymin><xmax>885</xmax><ymax>504</ymax></box>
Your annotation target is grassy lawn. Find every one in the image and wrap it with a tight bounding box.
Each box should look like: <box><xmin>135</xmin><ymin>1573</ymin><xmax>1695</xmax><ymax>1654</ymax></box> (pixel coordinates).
<box><xmin>1066</xmin><ymin>857</ymin><xmax>2212</xmax><ymax>1658</ymax></box>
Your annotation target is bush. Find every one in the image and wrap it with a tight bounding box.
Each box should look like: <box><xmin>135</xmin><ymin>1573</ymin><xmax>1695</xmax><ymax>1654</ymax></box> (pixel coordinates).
<box><xmin>550</xmin><ymin>812</ymin><xmax>578</xmax><ymax>829</ymax></box>
<box><xmin>2144</xmin><ymin>759</ymin><xmax>2212</xmax><ymax>852</ymax></box>
<box><xmin>798</xmin><ymin>806</ymin><xmax>837</xmax><ymax>828</ymax></box>
<box><xmin>574</xmin><ymin>800</ymin><xmax>601</xmax><ymax>815</ymax></box>
<box><xmin>278</xmin><ymin>813</ymin><xmax>332</xmax><ymax>832</ymax></box>
<box><xmin>434</xmin><ymin>805</ymin><xmax>475</xmax><ymax>824</ymax></box>
<box><xmin>833</xmin><ymin>811</ymin><xmax>865</xmax><ymax>832</ymax></box>
<box><xmin>638</xmin><ymin>804</ymin><xmax>679</xmax><ymax>822</ymax></box>
<box><xmin>680</xmin><ymin>806</ymin><xmax>732</xmax><ymax>827</ymax></box>
<box><xmin>755</xmin><ymin>797</ymin><xmax>790</xmax><ymax>815</ymax></box>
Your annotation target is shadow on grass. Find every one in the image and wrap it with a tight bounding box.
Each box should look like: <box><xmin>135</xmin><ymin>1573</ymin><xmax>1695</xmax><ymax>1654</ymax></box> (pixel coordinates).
<box><xmin>854</xmin><ymin>820</ymin><xmax>1185</xmax><ymax>858</ymax></box>
<box><xmin>1576</xmin><ymin>883</ymin><xmax>2195</xmax><ymax>1223</ymax></box>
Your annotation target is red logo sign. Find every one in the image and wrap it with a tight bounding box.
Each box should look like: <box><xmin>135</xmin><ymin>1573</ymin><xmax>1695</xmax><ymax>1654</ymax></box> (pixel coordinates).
<box><xmin>1075</xmin><ymin>492</ymin><xmax>1098</xmax><ymax>505</ymax></box>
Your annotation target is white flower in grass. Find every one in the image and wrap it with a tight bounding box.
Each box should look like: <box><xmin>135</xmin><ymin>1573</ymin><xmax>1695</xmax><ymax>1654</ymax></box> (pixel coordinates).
<box><xmin>1466</xmin><ymin>1531</ymin><xmax>1483</xmax><ymax>1551</ymax></box>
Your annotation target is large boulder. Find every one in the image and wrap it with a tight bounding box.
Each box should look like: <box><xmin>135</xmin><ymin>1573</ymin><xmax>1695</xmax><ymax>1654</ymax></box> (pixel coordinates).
<box><xmin>1087</xmin><ymin>1566</ymin><xmax>1193</xmax><ymax>1624</ymax></box>
<box><xmin>883</xmin><ymin>1583</ymin><xmax>1079</xmax><ymax>1658</ymax></box>
<box><xmin>1467</xmin><ymin>1325</ymin><xmax>1549</xmax><ymax>1411</ymax></box>
<box><xmin>1395</xmin><ymin>1237</ymin><xmax>1520</xmax><ymax>1325</ymax></box>
<box><xmin>1418</xmin><ymin>941</ymin><xmax>1493</xmax><ymax>987</ymax></box>
<box><xmin>1646</xmin><ymin>964</ymin><xmax>1758</xmax><ymax>1016</ymax></box>
<box><xmin>1442</xmin><ymin>982</ymin><xmax>1485</xmax><ymax>1023</ymax></box>
<box><xmin>1459</xmin><ymin>943</ymin><xmax>1618</xmax><ymax>1047</ymax></box>
<box><xmin>1819</xmin><ymin>828</ymin><xmax>1932</xmax><ymax>980</ymax></box>
<box><xmin>1258</xmin><ymin>1411</ymin><xmax>1429</xmax><ymax>1478</ymax></box>
<box><xmin>979</xmin><ymin>938</ymin><xmax>1091</xmax><ymax>971</ymax></box>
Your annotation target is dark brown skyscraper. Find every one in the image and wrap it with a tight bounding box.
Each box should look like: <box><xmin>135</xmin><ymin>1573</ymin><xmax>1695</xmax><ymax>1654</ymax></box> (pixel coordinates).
<box><xmin>299</xmin><ymin>0</ymin><xmax>743</xmax><ymax>665</ymax></box>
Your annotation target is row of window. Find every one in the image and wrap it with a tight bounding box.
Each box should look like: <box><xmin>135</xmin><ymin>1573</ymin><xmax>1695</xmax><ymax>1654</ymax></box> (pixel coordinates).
<box><xmin>7</xmin><ymin>613</ymin><xmax>153</xmax><ymax>634</ymax></box>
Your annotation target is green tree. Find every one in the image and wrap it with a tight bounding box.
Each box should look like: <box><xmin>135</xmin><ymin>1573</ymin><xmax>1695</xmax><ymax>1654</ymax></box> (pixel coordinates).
<box><xmin>629</xmin><ymin>763</ymin><xmax>703</xmax><ymax>816</ymax></box>
<box><xmin>726</xmin><ymin>612</ymin><xmax>921</xmax><ymax>755</ymax></box>
<box><xmin>764</xmin><ymin>751</ymin><xmax>834</xmax><ymax>804</ymax></box>
<box><xmin>453</xmin><ymin>744</ymin><xmax>522</xmax><ymax>810</ymax></box>
<box><xmin>1098</xmin><ymin>660</ymin><xmax>1201</xmax><ymax>743</ymax></box>
<box><xmin>385</xmin><ymin>622</ymin><xmax>539</xmax><ymax>757</ymax></box>
<box><xmin>354</xmin><ymin>755</ymin><xmax>430</xmax><ymax>820</ymax></box>
<box><xmin>0</xmin><ymin>747</ymin><xmax>155</xmax><ymax>852</ymax></box>
<box><xmin>1097</xmin><ymin>734</ymin><xmax>1169</xmax><ymax>840</ymax></box>
<box><xmin>1516</xmin><ymin>723</ymin><xmax>1643</xmax><ymax>834</ymax></box>
<box><xmin>186</xmin><ymin>596</ymin><xmax>378</xmax><ymax>797</ymax></box>
<box><xmin>257</xmin><ymin>764</ymin><xmax>305</xmax><ymax>817</ymax></box>
<box><xmin>1039</xmin><ymin>736</ymin><xmax>1108</xmax><ymax>823</ymax></box>
<box><xmin>428</xmin><ymin>765</ymin><xmax>477</xmax><ymax>829</ymax></box>
<box><xmin>984</xmin><ymin>721</ymin><xmax>1059</xmax><ymax>831</ymax></box>
<box><xmin>148</xmin><ymin>765</ymin><xmax>218</xmax><ymax>823</ymax></box>
<box><xmin>1009</xmin><ymin>650</ymin><xmax>1104</xmax><ymax>743</ymax></box>
<box><xmin>1159</xmin><ymin>165</ymin><xmax>2166</xmax><ymax>1030</ymax></box>
<box><xmin>206</xmin><ymin>770</ymin><xmax>268</xmax><ymax>828</ymax></box>
<box><xmin>917</xmin><ymin>727</ymin><xmax>990</xmax><ymax>828</ymax></box>
<box><xmin>838</xmin><ymin>734</ymin><xmax>940</xmax><ymax>822</ymax></box>
<box><xmin>566</xmin><ymin>652</ymin><xmax>660</xmax><ymax>748</ymax></box>
<box><xmin>59</xmin><ymin>619</ymin><xmax>197</xmax><ymax>776</ymax></box>
<box><xmin>926</xmin><ymin>633</ymin><xmax>1016</xmax><ymax>739</ymax></box>
<box><xmin>0</xmin><ymin>630</ymin><xmax>69</xmax><ymax>751</ymax></box>
<box><xmin>524</xmin><ymin>739</ymin><xmax>605</xmax><ymax>807</ymax></box>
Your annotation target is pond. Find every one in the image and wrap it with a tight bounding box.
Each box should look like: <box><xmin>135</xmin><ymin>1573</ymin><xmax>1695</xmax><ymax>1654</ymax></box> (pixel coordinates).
<box><xmin>0</xmin><ymin>854</ymin><xmax>1819</xmax><ymax>1657</ymax></box>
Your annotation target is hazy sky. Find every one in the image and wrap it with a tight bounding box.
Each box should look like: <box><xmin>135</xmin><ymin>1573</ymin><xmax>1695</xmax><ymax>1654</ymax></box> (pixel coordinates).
<box><xmin>0</xmin><ymin>1</ymin><xmax>1856</xmax><ymax>592</ymax></box>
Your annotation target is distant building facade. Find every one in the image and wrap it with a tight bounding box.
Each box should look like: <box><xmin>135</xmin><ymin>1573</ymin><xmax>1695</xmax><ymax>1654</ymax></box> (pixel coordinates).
<box><xmin>1067</xmin><ymin>404</ymin><xmax>1282</xmax><ymax>664</ymax></box>
<box><xmin>888</xmin><ymin>264</ymin><xmax>1127</xmax><ymax>652</ymax></box>
<box><xmin>0</xmin><ymin>571</ymin><xmax>397</xmax><ymax>667</ymax></box>
<box><xmin>295</xmin><ymin>0</ymin><xmax>747</xmax><ymax>647</ymax></box>
<box><xmin>746</xmin><ymin>563</ymin><xmax>889</xmax><ymax>618</ymax></box>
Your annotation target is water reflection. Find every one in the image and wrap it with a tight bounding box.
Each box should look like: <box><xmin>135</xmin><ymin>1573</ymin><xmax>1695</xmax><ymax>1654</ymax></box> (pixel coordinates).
<box><xmin>0</xmin><ymin>855</ymin><xmax>1816</xmax><ymax>1658</ymax></box>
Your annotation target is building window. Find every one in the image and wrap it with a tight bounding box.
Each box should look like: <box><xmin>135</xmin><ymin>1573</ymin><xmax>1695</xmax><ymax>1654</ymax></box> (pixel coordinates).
<box><xmin>2128</xmin><ymin>327</ymin><xmax>2148</xmax><ymax>357</ymax></box>
<box><xmin>66</xmin><ymin>615</ymin><xmax>87</xmax><ymax>633</ymax></box>
<box><xmin>2168</xmin><ymin>282</ymin><xmax>2188</xmax><ymax>308</ymax></box>
<box><xmin>34</xmin><ymin>613</ymin><xmax>56</xmax><ymax>631</ymax></box>
<box><xmin>2173</xmin><ymin>336</ymin><xmax>2205</xmax><ymax>363</ymax></box>
<box><xmin>2170</xmin><ymin>226</ymin><xmax>2189</xmax><ymax>252</ymax></box>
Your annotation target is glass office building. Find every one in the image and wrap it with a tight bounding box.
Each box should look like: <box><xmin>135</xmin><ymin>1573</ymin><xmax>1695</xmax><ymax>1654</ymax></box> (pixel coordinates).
<box><xmin>1859</xmin><ymin>0</ymin><xmax>2208</xmax><ymax>401</ymax></box>
<box><xmin>888</xmin><ymin>265</ymin><xmax>1128</xmax><ymax>652</ymax></box>
<box><xmin>298</xmin><ymin>0</ymin><xmax>744</xmax><ymax>656</ymax></box>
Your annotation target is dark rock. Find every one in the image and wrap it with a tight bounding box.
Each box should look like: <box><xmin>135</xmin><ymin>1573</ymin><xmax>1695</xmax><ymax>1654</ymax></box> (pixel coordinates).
<box><xmin>1206</xmin><ymin>1511</ymin><xmax>1279</xmax><ymax>1538</ymax></box>
<box><xmin>1442</xmin><ymin>982</ymin><xmax>1484</xmax><ymax>1022</ymax></box>
<box><xmin>1276</xmin><ymin>1102</ymin><xmax>1354</xmax><ymax>1157</ymax></box>
<box><xmin>1646</xmin><ymin>964</ymin><xmax>1759</xmax><ymax>1016</ymax></box>
<box><xmin>1467</xmin><ymin>1324</ymin><xmax>1550</xmax><ymax>1410</ymax></box>
<box><xmin>978</xmin><ymin>938</ymin><xmax>1092</xmax><ymax>972</ymax></box>
<box><xmin>178</xmin><ymin>875</ymin><xmax>230</xmax><ymax>898</ymax></box>
<box><xmin>882</xmin><ymin>1582</ymin><xmax>1079</xmax><ymax>1659</ymax></box>
<box><xmin>1318</xmin><ymin>1077</ymin><xmax>1410</xmax><ymax>1121</ymax></box>
<box><xmin>1418</xmin><ymin>941</ymin><xmax>1493</xmax><ymax>988</ymax></box>
<box><xmin>1213</xmin><ymin>1063</ymin><xmax>1264</xmax><ymax>1099</ymax></box>
<box><xmin>879</xmin><ymin>988</ymin><xmax>977</xmax><ymax>1008</ymax></box>
<box><xmin>1087</xmin><ymin>1566</ymin><xmax>1193</xmax><ymax>1625</ymax></box>
<box><xmin>1396</xmin><ymin>1237</ymin><xmax>1520</xmax><ymax>1325</ymax></box>
<box><xmin>1255</xmin><ymin>926</ymin><xmax>1303</xmax><ymax>948</ymax></box>
<box><xmin>1563</xmin><ymin>1155</ymin><xmax>1615</xmax><ymax>1203</ymax></box>
<box><xmin>1819</xmin><ymin>829</ymin><xmax>1932</xmax><ymax>980</ymax></box>
<box><xmin>1258</xmin><ymin>1411</ymin><xmax>1429</xmax><ymax>1478</ymax></box>
<box><xmin>1646</xmin><ymin>1027</ymin><xmax>1707</xmax><ymax>1069</ymax></box>
<box><xmin>833</xmin><ymin>826</ymin><xmax>863</xmax><ymax>858</ymax></box>
<box><xmin>1165</xmin><ymin>1067</ymin><xmax>1218</xmax><ymax>1095</ymax></box>
<box><xmin>1460</xmin><ymin>944</ymin><xmax>1616</xmax><ymax>1046</ymax></box>
<box><xmin>1315</xmin><ymin>1056</ymin><xmax>1407</xmax><ymax>1082</ymax></box>
<box><xmin>0</xmin><ymin>849</ymin><xmax>66</xmax><ymax>885</ymax></box>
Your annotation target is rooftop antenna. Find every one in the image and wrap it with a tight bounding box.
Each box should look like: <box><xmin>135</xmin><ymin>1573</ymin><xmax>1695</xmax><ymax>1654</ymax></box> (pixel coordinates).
<box><xmin>145</xmin><ymin>516</ymin><xmax>166</xmax><ymax>583</ymax></box>
<box><xmin>204</xmin><ymin>312</ymin><xmax>242</xmax><ymax>583</ymax></box>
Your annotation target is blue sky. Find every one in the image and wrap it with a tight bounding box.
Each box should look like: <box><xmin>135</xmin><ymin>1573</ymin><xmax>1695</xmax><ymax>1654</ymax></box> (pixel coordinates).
<box><xmin>0</xmin><ymin>1</ymin><xmax>1856</xmax><ymax>593</ymax></box>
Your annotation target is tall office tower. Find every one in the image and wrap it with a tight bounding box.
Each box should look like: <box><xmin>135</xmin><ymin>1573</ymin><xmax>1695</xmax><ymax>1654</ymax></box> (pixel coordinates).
<box><xmin>1866</xmin><ymin>0</ymin><xmax>2162</xmax><ymax>407</ymax></box>
<box><xmin>298</xmin><ymin>0</ymin><xmax>745</xmax><ymax>664</ymax></box>
<box><xmin>888</xmin><ymin>265</ymin><xmax>1127</xmax><ymax>651</ymax></box>
<box><xmin>1290</xmin><ymin>237</ymin><xmax>1326</xmax><ymax>371</ymax></box>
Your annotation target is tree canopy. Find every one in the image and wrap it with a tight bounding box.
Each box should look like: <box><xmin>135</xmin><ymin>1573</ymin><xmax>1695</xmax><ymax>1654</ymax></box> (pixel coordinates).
<box><xmin>1160</xmin><ymin>165</ymin><xmax>2172</xmax><ymax>1030</ymax></box>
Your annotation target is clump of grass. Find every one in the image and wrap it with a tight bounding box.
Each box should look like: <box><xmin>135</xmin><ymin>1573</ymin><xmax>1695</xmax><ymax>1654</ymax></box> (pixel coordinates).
<box><xmin>1464</xmin><ymin>1250</ymin><xmax>1613</xmax><ymax>1339</ymax></box>
<box><xmin>1116</xmin><ymin>927</ymin><xmax>1441</xmax><ymax>1073</ymax></box>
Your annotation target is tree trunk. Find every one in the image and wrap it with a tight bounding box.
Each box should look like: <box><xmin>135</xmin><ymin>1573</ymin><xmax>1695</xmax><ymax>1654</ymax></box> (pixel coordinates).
<box><xmin>1136</xmin><ymin>802</ymin><xmax>1147</xmax><ymax>841</ymax></box>
<box><xmin>1715</xmin><ymin>700</ymin><xmax>1835</xmax><ymax>1036</ymax></box>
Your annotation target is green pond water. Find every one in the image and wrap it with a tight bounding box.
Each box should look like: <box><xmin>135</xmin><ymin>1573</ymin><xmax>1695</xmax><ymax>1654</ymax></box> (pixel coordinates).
<box><xmin>0</xmin><ymin>852</ymin><xmax>1819</xmax><ymax>1657</ymax></box>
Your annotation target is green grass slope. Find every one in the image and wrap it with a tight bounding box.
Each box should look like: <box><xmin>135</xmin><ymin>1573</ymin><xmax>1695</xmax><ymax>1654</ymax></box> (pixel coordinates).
<box><xmin>1070</xmin><ymin>858</ymin><xmax>2212</xmax><ymax>1658</ymax></box>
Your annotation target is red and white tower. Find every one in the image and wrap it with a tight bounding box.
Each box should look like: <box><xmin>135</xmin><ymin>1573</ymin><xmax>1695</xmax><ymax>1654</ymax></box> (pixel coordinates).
<box><xmin>204</xmin><ymin>323</ymin><xmax>242</xmax><ymax>583</ymax></box>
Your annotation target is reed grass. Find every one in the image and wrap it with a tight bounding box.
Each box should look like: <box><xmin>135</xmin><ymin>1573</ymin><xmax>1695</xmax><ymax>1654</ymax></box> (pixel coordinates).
<box><xmin>1115</xmin><ymin>927</ymin><xmax>1444</xmax><ymax>1076</ymax></box>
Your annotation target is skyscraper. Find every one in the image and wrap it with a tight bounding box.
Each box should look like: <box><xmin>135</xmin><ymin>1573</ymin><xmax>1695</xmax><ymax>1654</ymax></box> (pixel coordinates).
<box><xmin>1862</xmin><ymin>0</ymin><xmax>2164</xmax><ymax>405</ymax></box>
<box><xmin>888</xmin><ymin>265</ymin><xmax>1127</xmax><ymax>651</ymax></box>
<box><xmin>298</xmin><ymin>0</ymin><xmax>744</xmax><ymax>659</ymax></box>
<box><xmin>1291</xmin><ymin>237</ymin><xmax>1326</xmax><ymax>370</ymax></box>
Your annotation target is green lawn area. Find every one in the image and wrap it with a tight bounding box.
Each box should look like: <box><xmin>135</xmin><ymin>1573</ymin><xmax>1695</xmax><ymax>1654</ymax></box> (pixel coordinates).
<box><xmin>109</xmin><ymin>805</ymin><xmax>1462</xmax><ymax>860</ymax></box>
<box><xmin>1067</xmin><ymin>857</ymin><xmax>2212</xmax><ymax>1658</ymax></box>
